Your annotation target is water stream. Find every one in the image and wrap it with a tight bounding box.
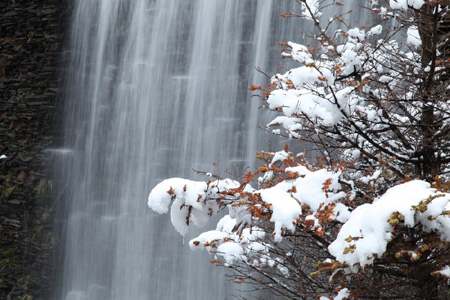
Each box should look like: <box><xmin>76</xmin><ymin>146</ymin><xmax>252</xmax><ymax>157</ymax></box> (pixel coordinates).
<box><xmin>52</xmin><ymin>1</ymin><xmax>362</xmax><ymax>299</ymax></box>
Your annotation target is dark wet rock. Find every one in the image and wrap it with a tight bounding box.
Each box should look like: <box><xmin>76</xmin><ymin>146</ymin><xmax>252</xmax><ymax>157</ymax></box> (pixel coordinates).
<box><xmin>0</xmin><ymin>0</ymin><xmax>68</xmax><ymax>299</ymax></box>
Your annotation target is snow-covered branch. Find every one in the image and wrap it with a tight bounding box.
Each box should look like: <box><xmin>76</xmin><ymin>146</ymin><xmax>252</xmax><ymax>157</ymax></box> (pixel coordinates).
<box><xmin>147</xmin><ymin>1</ymin><xmax>450</xmax><ymax>299</ymax></box>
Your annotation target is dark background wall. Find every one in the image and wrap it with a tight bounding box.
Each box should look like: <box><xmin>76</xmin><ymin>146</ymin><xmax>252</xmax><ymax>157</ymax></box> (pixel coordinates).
<box><xmin>0</xmin><ymin>0</ymin><xmax>67</xmax><ymax>299</ymax></box>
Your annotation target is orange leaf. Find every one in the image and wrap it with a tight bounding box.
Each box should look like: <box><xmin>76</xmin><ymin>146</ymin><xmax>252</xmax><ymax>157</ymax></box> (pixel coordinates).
<box><xmin>167</xmin><ymin>187</ymin><xmax>175</xmax><ymax>195</ymax></box>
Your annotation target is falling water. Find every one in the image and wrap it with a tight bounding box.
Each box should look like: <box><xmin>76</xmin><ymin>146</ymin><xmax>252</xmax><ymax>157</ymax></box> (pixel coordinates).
<box><xmin>53</xmin><ymin>1</ymin><xmax>364</xmax><ymax>299</ymax></box>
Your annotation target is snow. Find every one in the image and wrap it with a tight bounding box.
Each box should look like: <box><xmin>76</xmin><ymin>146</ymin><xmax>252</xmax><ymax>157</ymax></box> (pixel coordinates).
<box><xmin>292</xmin><ymin>169</ymin><xmax>346</xmax><ymax>210</ymax></box>
<box><xmin>189</xmin><ymin>215</ymin><xmax>269</xmax><ymax>267</ymax></box>
<box><xmin>146</xmin><ymin>1</ymin><xmax>450</xmax><ymax>297</ymax></box>
<box><xmin>285</xmin><ymin>42</ymin><xmax>314</xmax><ymax>65</ymax></box>
<box><xmin>369</xmin><ymin>25</ymin><xmax>383</xmax><ymax>36</ymax></box>
<box><xmin>265</xmin><ymin>19</ymin><xmax>425</xmax><ymax>173</ymax></box>
<box><xmin>434</xmin><ymin>266</ymin><xmax>450</xmax><ymax>278</ymax></box>
<box><xmin>407</xmin><ymin>26</ymin><xmax>421</xmax><ymax>48</ymax></box>
<box><xmin>149</xmin><ymin>155</ymin><xmax>351</xmax><ymax>246</ymax></box>
<box><xmin>360</xmin><ymin>169</ymin><xmax>381</xmax><ymax>184</ymax></box>
<box><xmin>300</xmin><ymin>0</ymin><xmax>322</xmax><ymax>20</ymax></box>
<box><xmin>335</xmin><ymin>288</ymin><xmax>350</xmax><ymax>300</ymax></box>
<box><xmin>260</xmin><ymin>188</ymin><xmax>302</xmax><ymax>241</ymax></box>
<box><xmin>348</xmin><ymin>28</ymin><xmax>365</xmax><ymax>41</ymax></box>
<box><xmin>389</xmin><ymin>0</ymin><xmax>424</xmax><ymax>10</ymax></box>
<box><xmin>270</xmin><ymin>150</ymin><xmax>289</xmax><ymax>167</ymax></box>
<box><xmin>217</xmin><ymin>242</ymin><xmax>245</xmax><ymax>265</ymax></box>
<box><xmin>329</xmin><ymin>180</ymin><xmax>450</xmax><ymax>268</ymax></box>
<box><xmin>320</xmin><ymin>288</ymin><xmax>349</xmax><ymax>300</ymax></box>
<box><xmin>148</xmin><ymin>178</ymin><xmax>239</xmax><ymax>235</ymax></box>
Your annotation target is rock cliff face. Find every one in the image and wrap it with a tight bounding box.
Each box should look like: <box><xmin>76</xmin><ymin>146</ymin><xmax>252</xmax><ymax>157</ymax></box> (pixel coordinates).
<box><xmin>0</xmin><ymin>1</ymin><xmax>66</xmax><ymax>299</ymax></box>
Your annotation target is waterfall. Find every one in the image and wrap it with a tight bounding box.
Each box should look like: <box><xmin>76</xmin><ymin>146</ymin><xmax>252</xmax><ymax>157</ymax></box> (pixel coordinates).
<box><xmin>52</xmin><ymin>1</ymin><xmax>362</xmax><ymax>299</ymax></box>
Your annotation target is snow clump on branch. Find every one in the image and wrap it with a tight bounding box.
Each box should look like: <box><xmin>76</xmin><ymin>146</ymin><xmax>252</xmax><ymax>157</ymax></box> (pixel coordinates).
<box><xmin>148</xmin><ymin>0</ymin><xmax>450</xmax><ymax>298</ymax></box>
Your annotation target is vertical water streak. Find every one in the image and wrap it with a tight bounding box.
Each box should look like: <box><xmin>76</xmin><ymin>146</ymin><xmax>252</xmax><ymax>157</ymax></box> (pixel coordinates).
<box><xmin>54</xmin><ymin>1</ymin><xmax>361</xmax><ymax>299</ymax></box>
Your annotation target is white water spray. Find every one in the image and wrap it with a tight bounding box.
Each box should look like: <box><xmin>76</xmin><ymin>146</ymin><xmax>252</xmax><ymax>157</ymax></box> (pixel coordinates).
<box><xmin>53</xmin><ymin>1</ymin><xmax>361</xmax><ymax>299</ymax></box>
